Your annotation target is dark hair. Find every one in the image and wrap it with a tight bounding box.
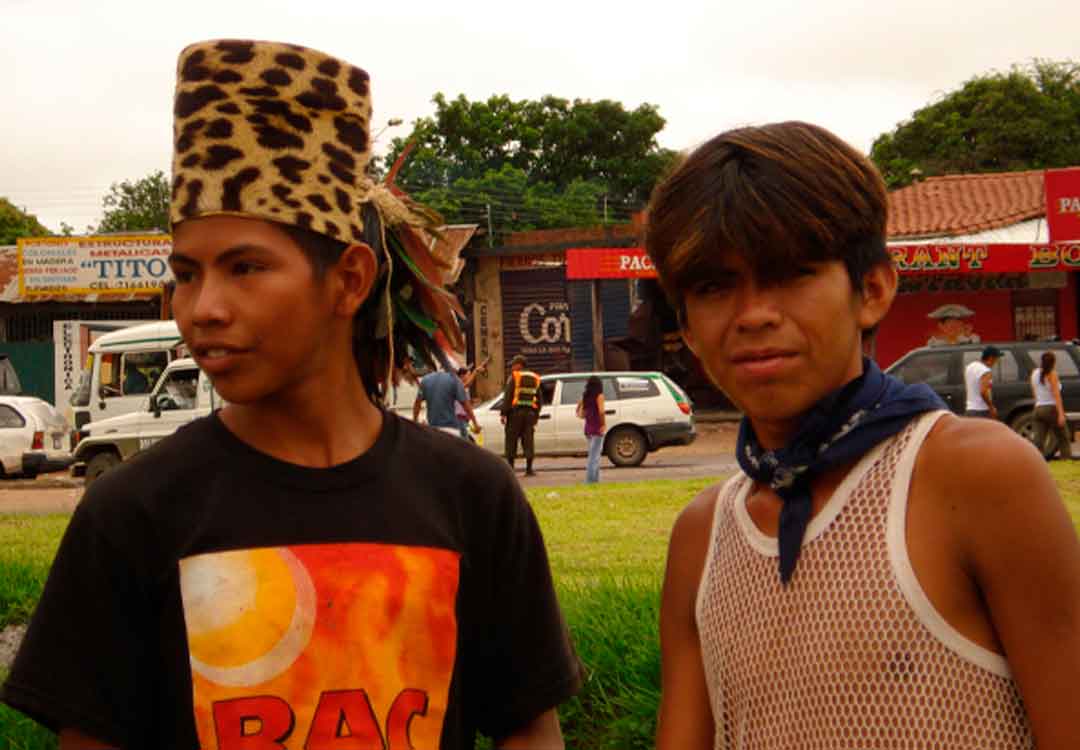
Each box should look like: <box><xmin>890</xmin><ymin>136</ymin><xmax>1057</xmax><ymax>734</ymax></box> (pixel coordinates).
<box><xmin>457</xmin><ymin>367</ymin><xmax>468</xmax><ymax>377</ymax></box>
<box><xmin>1041</xmin><ymin>350</ymin><xmax>1056</xmax><ymax>383</ymax></box>
<box><xmin>645</xmin><ymin>121</ymin><xmax>890</xmax><ymax>318</ymax></box>
<box><xmin>281</xmin><ymin>207</ymin><xmax>393</xmax><ymax>401</ymax></box>
<box><xmin>583</xmin><ymin>375</ymin><xmax>603</xmax><ymax>406</ymax></box>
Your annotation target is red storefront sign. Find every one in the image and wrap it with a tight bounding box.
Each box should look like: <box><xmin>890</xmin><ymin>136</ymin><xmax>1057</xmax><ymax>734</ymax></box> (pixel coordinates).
<box><xmin>566</xmin><ymin>244</ymin><xmax>1080</xmax><ymax>279</ymax></box>
<box><xmin>565</xmin><ymin>247</ymin><xmax>656</xmax><ymax>279</ymax></box>
<box><xmin>1045</xmin><ymin>168</ymin><xmax>1080</xmax><ymax>242</ymax></box>
<box><xmin>890</xmin><ymin>243</ymin><xmax>1080</xmax><ymax>274</ymax></box>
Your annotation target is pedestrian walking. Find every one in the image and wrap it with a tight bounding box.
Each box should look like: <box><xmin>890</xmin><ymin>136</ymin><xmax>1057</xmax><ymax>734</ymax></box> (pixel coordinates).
<box><xmin>964</xmin><ymin>345</ymin><xmax>1001</xmax><ymax>418</ymax></box>
<box><xmin>1031</xmin><ymin>350</ymin><xmax>1073</xmax><ymax>460</ymax></box>
<box><xmin>501</xmin><ymin>354</ymin><xmax>541</xmax><ymax>475</ymax></box>
<box><xmin>414</xmin><ymin>367</ymin><xmax>480</xmax><ymax>439</ymax></box>
<box><xmin>577</xmin><ymin>376</ymin><xmax>606</xmax><ymax>483</ymax></box>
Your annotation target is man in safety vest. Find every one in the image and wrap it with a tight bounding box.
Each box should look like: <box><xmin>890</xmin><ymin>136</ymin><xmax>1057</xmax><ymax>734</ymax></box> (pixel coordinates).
<box><xmin>501</xmin><ymin>354</ymin><xmax>542</xmax><ymax>476</ymax></box>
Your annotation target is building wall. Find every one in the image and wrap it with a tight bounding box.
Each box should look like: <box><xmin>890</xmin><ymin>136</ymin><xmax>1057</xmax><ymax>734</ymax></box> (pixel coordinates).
<box><xmin>876</xmin><ymin>272</ymin><xmax>1077</xmax><ymax>368</ymax></box>
<box><xmin>471</xmin><ymin>257</ymin><xmax>504</xmax><ymax>400</ymax></box>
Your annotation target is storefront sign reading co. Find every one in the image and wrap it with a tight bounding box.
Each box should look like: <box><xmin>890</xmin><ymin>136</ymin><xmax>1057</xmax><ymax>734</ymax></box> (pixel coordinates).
<box><xmin>17</xmin><ymin>235</ymin><xmax>173</xmax><ymax>297</ymax></box>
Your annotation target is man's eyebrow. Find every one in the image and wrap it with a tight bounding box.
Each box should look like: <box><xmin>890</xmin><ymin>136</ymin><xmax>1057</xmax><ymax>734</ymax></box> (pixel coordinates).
<box><xmin>168</xmin><ymin>244</ymin><xmax>272</xmax><ymax>266</ymax></box>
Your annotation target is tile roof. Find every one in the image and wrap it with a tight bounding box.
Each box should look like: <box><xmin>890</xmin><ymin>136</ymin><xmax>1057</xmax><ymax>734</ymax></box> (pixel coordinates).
<box><xmin>887</xmin><ymin>169</ymin><xmax>1047</xmax><ymax>239</ymax></box>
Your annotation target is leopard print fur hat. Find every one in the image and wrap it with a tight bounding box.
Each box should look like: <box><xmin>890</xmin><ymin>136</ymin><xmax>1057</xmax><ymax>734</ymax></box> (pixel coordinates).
<box><xmin>170</xmin><ymin>39</ymin><xmax>464</xmax><ymax>389</ymax></box>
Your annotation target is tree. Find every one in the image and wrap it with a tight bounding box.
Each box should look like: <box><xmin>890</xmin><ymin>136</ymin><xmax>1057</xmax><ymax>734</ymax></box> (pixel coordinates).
<box><xmin>871</xmin><ymin>60</ymin><xmax>1080</xmax><ymax>188</ymax></box>
<box><xmin>384</xmin><ymin>93</ymin><xmax>677</xmax><ymax>233</ymax></box>
<box><xmin>0</xmin><ymin>197</ymin><xmax>51</xmax><ymax>245</ymax></box>
<box><xmin>412</xmin><ymin>164</ymin><xmax>607</xmax><ymax>235</ymax></box>
<box><xmin>94</xmin><ymin>170</ymin><xmax>170</xmax><ymax>233</ymax></box>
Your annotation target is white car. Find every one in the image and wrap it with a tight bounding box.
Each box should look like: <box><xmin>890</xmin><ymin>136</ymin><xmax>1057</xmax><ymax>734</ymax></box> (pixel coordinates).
<box><xmin>0</xmin><ymin>396</ymin><xmax>73</xmax><ymax>478</ymax></box>
<box><xmin>474</xmin><ymin>371</ymin><xmax>696</xmax><ymax>467</ymax></box>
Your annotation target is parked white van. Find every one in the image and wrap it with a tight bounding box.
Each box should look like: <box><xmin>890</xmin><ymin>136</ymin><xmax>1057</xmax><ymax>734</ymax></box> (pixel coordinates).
<box><xmin>69</xmin><ymin>321</ymin><xmax>185</xmax><ymax>434</ymax></box>
<box><xmin>72</xmin><ymin>357</ymin><xmax>219</xmax><ymax>484</ymax></box>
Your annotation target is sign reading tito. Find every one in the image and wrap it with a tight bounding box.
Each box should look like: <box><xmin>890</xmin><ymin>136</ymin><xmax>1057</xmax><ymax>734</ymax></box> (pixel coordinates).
<box><xmin>17</xmin><ymin>235</ymin><xmax>173</xmax><ymax>297</ymax></box>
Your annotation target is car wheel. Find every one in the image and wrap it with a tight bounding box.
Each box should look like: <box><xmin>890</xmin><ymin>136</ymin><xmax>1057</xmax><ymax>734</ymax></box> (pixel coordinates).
<box><xmin>85</xmin><ymin>451</ymin><xmax>121</xmax><ymax>485</ymax></box>
<box><xmin>1010</xmin><ymin>410</ymin><xmax>1057</xmax><ymax>458</ymax></box>
<box><xmin>606</xmin><ymin>426</ymin><xmax>647</xmax><ymax>467</ymax></box>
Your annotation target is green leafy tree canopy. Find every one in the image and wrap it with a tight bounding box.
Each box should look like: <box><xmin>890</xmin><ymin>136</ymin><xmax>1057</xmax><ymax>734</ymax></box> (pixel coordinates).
<box><xmin>94</xmin><ymin>170</ymin><xmax>170</xmax><ymax>234</ymax></box>
<box><xmin>383</xmin><ymin>93</ymin><xmax>676</xmax><ymax>236</ymax></box>
<box><xmin>871</xmin><ymin>59</ymin><xmax>1080</xmax><ymax>188</ymax></box>
<box><xmin>0</xmin><ymin>197</ymin><xmax>51</xmax><ymax>245</ymax></box>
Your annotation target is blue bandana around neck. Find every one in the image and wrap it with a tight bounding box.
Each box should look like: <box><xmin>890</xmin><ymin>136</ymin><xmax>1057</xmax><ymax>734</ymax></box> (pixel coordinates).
<box><xmin>735</xmin><ymin>357</ymin><xmax>946</xmax><ymax>585</ymax></box>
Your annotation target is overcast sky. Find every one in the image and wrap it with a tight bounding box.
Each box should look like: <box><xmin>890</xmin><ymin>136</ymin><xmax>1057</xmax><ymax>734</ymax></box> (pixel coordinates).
<box><xmin>3</xmin><ymin>0</ymin><xmax>1078</xmax><ymax>233</ymax></box>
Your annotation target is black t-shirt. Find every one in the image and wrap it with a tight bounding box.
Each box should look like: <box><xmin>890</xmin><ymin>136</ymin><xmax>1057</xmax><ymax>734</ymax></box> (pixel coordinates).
<box><xmin>1</xmin><ymin>411</ymin><xmax>579</xmax><ymax>748</ymax></box>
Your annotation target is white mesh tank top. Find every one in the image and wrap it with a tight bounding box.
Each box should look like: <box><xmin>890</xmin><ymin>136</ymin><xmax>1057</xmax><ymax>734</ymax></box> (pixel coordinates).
<box><xmin>695</xmin><ymin>411</ymin><xmax>1032</xmax><ymax>749</ymax></box>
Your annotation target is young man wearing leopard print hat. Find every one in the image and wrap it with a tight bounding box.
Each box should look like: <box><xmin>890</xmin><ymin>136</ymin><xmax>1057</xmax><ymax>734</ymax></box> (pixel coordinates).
<box><xmin>1</xmin><ymin>40</ymin><xmax>579</xmax><ymax>749</ymax></box>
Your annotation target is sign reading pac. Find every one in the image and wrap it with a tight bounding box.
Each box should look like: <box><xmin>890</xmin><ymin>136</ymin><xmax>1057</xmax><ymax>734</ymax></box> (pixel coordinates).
<box><xmin>17</xmin><ymin>235</ymin><xmax>173</xmax><ymax>297</ymax></box>
<box><xmin>1045</xmin><ymin>168</ymin><xmax>1080</xmax><ymax>242</ymax></box>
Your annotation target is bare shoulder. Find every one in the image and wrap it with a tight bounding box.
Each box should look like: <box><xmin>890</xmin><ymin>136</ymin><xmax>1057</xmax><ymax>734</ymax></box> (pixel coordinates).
<box><xmin>664</xmin><ymin>479</ymin><xmax>730</xmax><ymax>588</ymax></box>
<box><xmin>670</xmin><ymin>480</ymin><xmax>726</xmax><ymax>549</ymax></box>
<box><xmin>914</xmin><ymin>413</ymin><xmax>1063</xmax><ymax>554</ymax></box>
<box><xmin>918</xmin><ymin>413</ymin><xmax>1054</xmax><ymax>500</ymax></box>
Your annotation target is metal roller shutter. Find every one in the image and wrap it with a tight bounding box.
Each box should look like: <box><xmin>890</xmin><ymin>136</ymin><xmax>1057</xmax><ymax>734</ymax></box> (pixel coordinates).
<box><xmin>501</xmin><ymin>267</ymin><xmax>572</xmax><ymax>376</ymax></box>
<box><xmin>568</xmin><ymin>280</ymin><xmax>594</xmax><ymax>371</ymax></box>
<box><xmin>600</xmin><ymin>279</ymin><xmax>630</xmax><ymax>338</ymax></box>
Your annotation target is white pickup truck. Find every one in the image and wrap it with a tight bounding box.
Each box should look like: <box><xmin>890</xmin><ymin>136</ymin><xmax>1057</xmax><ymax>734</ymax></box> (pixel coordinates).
<box><xmin>72</xmin><ymin>357</ymin><xmax>220</xmax><ymax>484</ymax></box>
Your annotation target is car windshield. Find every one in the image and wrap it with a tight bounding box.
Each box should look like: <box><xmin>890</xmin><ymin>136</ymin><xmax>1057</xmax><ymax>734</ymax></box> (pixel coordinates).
<box><xmin>71</xmin><ymin>367</ymin><xmax>92</xmax><ymax>407</ymax></box>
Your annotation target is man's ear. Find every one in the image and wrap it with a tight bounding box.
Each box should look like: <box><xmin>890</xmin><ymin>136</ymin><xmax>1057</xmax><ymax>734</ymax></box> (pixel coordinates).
<box><xmin>676</xmin><ymin>304</ymin><xmax>701</xmax><ymax>357</ymax></box>
<box><xmin>856</xmin><ymin>262</ymin><xmax>898</xmax><ymax>330</ymax></box>
<box><xmin>332</xmin><ymin>243</ymin><xmax>379</xmax><ymax>317</ymax></box>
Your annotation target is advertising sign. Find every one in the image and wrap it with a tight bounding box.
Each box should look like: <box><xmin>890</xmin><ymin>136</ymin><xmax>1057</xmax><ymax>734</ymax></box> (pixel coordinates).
<box><xmin>17</xmin><ymin>235</ymin><xmax>173</xmax><ymax>297</ymax></box>
<box><xmin>1045</xmin><ymin>168</ymin><xmax>1080</xmax><ymax>242</ymax></box>
<box><xmin>889</xmin><ymin>243</ymin><xmax>1080</xmax><ymax>274</ymax></box>
<box><xmin>567</xmin><ymin>244</ymin><xmax>1080</xmax><ymax>279</ymax></box>
<box><xmin>565</xmin><ymin>248</ymin><xmax>656</xmax><ymax>279</ymax></box>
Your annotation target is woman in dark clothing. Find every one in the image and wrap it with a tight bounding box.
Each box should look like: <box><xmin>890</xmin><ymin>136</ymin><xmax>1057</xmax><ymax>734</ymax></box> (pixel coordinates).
<box><xmin>578</xmin><ymin>376</ymin><xmax>606</xmax><ymax>483</ymax></box>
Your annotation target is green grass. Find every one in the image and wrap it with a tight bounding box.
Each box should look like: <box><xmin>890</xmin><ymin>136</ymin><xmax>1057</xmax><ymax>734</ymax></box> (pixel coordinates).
<box><xmin>525</xmin><ymin>477</ymin><xmax>722</xmax><ymax>749</ymax></box>
<box><xmin>528</xmin><ymin>477</ymin><xmax>721</xmax><ymax>586</ymax></box>
<box><xmin>8</xmin><ymin>465</ymin><xmax>1080</xmax><ymax>749</ymax></box>
<box><xmin>0</xmin><ymin>515</ymin><xmax>69</xmax><ymax>629</ymax></box>
<box><xmin>1049</xmin><ymin>460</ymin><xmax>1080</xmax><ymax>536</ymax></box>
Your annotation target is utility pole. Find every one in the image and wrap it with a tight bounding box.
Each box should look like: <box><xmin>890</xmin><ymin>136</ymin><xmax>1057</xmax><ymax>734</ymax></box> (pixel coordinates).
<box><xmin>486</xmin><ymin>203</ymin><xmax>494</xmax><ymax>248</ymax></box>
<box><xmin>603</xmin><ymin>195</ymin><xmax>608</xmax><ymax>225</ymax></box>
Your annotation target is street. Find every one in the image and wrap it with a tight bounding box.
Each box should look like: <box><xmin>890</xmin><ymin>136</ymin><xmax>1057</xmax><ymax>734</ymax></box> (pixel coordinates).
<box><xmin>0</xmin><ymin>422</ymin><xmax>741</xmax><ymax>513</ymax></box>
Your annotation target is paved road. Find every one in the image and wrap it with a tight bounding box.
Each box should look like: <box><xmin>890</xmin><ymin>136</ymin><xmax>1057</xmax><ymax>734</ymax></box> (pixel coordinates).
<box><xmin>513</xmin><ymin>451</ymin><xmax>737</xmax><ymax>487</ymax></box>
<box><xmin>0</xmin><ymin>439</ymin><xmax>739</xmax><ymax>513</ymax></box>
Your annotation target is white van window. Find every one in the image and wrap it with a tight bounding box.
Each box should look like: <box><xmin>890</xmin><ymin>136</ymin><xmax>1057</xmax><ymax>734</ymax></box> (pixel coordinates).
<box><xmin>99</xmin><ymin>353</ymin><xmax>121</xmax><ymax>397</ymax></box>
<box><xmin>123</xmin><ymin>352</ymin><xmax>168</xmax><ymax>396</ymax></box>
<box><xmin>158</xmin><ymin>369</ymin><xmax>200</xmax><ymax>410</ymax></box>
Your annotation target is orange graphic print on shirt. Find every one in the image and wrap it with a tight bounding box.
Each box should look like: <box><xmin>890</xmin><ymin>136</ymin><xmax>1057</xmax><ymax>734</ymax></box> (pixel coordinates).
<box><xmin>179</xmin><ymin>543</ymin><xmax>460</xmax><ymax>749</ymax></box>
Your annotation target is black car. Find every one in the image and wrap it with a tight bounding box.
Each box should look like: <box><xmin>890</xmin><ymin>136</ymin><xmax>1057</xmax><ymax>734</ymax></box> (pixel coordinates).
<box><xmin>885</xmin><ymin>341</ymin><xmax>1080</xmax><ymax>456</ymax></box>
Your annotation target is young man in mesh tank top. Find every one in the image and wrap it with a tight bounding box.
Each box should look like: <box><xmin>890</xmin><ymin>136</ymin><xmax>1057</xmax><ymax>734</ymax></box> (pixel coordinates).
<box><xmin>647</xmin><ymin>121</ymin><xmax>1080</xmax><ymax>748</ymax></box>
